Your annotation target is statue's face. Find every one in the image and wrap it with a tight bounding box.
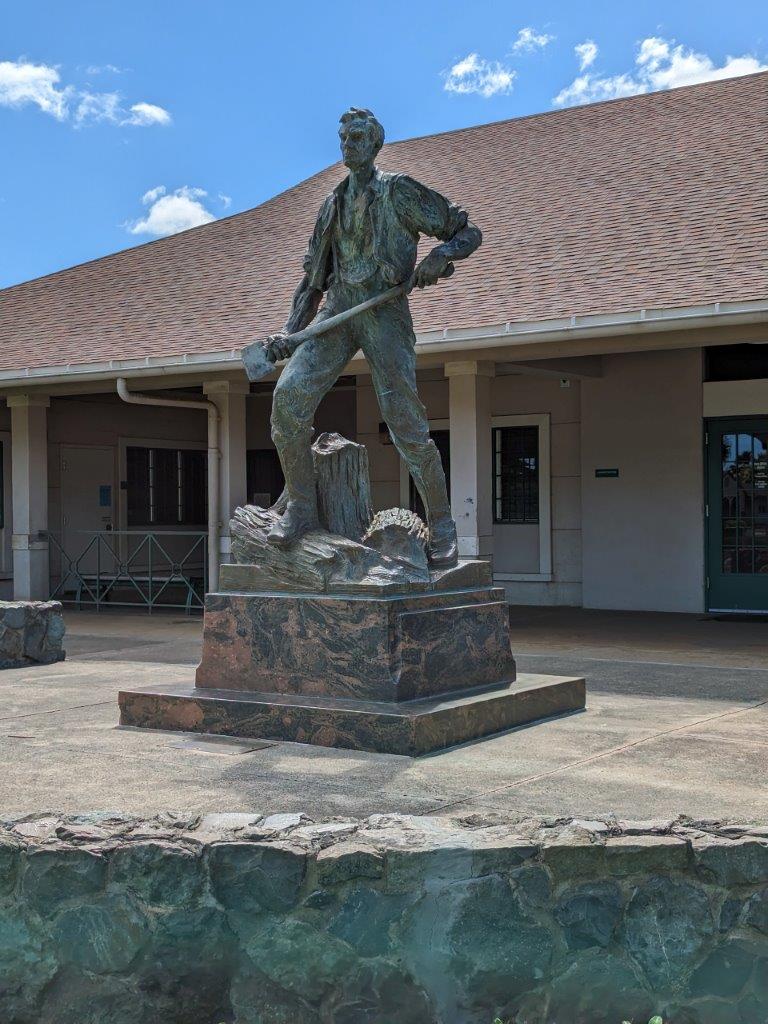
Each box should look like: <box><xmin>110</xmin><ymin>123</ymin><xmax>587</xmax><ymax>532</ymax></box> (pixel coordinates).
<box><xmin>339</xmin><ymin>118</ymin><xmax>378</xmax><ymax>169</ymax></box>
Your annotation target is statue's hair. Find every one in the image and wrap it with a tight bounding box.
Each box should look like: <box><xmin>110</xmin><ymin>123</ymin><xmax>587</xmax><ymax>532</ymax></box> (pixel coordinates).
<box><xmin>338</xmin><ymin>107</ymin><xmax>385</xmax><ymax>153</ymax></box>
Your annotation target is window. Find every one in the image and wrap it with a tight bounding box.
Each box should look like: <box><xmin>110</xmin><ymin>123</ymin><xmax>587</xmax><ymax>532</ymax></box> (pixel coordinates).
<box><xmin>126</xmin><ymin>446</ymin><xmax>207</xmax><ymax>526</ymax></box>
<box><xmin>493</xmin><ymin>426</ymin><xmax>539</xmax><ymax>524</ymax></box>
<box><xmin>705</xmin><ymin>345</ymin><xmax>768</xmax><ymax>382</ymax></box>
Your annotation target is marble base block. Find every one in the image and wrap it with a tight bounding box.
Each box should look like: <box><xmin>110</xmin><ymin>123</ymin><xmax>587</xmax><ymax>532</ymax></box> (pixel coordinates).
<box><xmin>195</xmin><ymin>587</ymin><xmax>516</xmax><ymax>702</ymax></box>
<box><xmin>119</xmin><ymin>674</ymin><xmax>586</xmax><ymax>756</ymax></box>
<box><xmin>119</xmin><ymin>584</ymin><xmax>587</xmax><ymax>755</ymax></box>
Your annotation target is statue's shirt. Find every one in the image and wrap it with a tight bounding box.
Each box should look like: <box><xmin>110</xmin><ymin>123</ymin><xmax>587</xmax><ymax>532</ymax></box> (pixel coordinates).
<box><xmin>333</xmin><ymin>185</ymin><xmax>378</xmax><ymax>286</ymax></box>
<box><xmin>304</xmin><ymin>169</ymin><xmax>468</xmax><ymax>292</ymax></box>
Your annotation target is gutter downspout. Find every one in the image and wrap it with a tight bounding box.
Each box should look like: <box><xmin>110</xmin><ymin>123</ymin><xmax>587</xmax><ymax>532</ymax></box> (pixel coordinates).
<box><xmin>116</xmin><ymin>378</ymin><xmax>220</xmax><ymax>591</ymax></box>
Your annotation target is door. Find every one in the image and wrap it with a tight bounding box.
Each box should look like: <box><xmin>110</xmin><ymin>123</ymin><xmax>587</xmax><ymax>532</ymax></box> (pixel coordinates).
<box><xmin>61</xmin><ymin>446</ymin><xmax>115</xmax><ymax>574</ymax></box>
<box><xmin>706</xmin><ymin>419</ymin><xmax>768</xmax><ymax>613</ymax></box>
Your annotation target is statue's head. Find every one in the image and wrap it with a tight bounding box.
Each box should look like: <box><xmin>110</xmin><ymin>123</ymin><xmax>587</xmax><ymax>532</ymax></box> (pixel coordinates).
<box><xmin>338</xmin><ymin>108</ymin><xmax>384</xmax><ymax>169</ymax></box>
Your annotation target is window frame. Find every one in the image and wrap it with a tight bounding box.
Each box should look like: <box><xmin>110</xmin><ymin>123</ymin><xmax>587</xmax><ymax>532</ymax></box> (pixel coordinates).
<box><xmin>491</xmin><ymin>424</ymin><xmax>540</xmax><ymax>526</ymax></box>
<box><xmin>491</xmin><ymin>413</ymin><xmax>552</xmax><ymax>581</ymax></box>
<box><xmin>119</xmin><ymin>436</ymin><xmax>208</xmax><ymax>532</ymax></box>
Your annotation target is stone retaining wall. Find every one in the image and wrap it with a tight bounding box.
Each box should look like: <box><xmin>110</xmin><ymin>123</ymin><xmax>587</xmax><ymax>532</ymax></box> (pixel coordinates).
<box><xmin>0</xmin><ymin>812</ymin><xmax>766</xmax><ymax>1023</ymax></box>
<box><xmin>0</xmin><ymin>600</ymin><xmax>65</xmax><ymax>668</ymax></box>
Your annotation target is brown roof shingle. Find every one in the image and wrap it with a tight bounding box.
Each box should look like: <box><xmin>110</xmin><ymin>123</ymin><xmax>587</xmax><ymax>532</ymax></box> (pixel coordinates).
<box><xmin>1</xmin><ymin>72</ymin><xmax>767</xmax><ymax>373</ymax></box>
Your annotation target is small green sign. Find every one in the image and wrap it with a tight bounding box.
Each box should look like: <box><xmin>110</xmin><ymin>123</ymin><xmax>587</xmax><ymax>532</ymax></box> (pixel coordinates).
<box><xmin>595</xmin><ymin>468</ymin><xmax>619</xmax><ymax>478</ymax></box>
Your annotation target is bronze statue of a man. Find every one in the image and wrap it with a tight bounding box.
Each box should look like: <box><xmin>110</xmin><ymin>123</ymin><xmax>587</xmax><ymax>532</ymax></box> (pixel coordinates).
<box><xmin>265</xmin><ymin>107</ymin><xmax>482</xmax><ymax>566</ymax></box>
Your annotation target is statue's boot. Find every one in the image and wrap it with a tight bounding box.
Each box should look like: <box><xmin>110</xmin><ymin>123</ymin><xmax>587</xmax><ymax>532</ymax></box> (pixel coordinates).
<box><xmin>267</xmin><ymin>441</ymin><xmax>319</xmax><ymax>548</ymax></box>
<box><xmin>427</xmin><ymin>514</ymin><xmax>459</xmax><ymax>568</ymax></box>
<box><xmin>409</xmin><ymin>442</ymin><xmax>459</xmax><ymax>568</ymax></box>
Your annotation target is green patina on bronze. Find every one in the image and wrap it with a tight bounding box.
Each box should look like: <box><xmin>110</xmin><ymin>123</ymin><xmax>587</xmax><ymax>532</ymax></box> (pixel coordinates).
<box><xmin>251</xmin><ymin>107</ymin><xmax>482</xmax><ymax>566</ymax></box>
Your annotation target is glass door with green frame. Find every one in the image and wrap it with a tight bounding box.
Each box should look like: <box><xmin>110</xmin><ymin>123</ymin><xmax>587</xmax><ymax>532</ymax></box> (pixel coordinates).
<box><xmin>706</xmin><ymin>418</ymin><xmax>768</xmax><ymax>613</ymax></box>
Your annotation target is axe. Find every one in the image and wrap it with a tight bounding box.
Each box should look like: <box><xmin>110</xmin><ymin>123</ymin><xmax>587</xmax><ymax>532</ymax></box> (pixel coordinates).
<box><xmin>241</xmin><ymin>264</ymin><xmax>454</xmax><ymax>383</ymax></box>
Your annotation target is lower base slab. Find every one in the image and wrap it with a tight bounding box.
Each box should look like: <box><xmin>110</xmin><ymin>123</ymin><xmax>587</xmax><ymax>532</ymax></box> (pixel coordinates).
<box><xmin>119</xmin><ymin>673</ymin><xmax>586</xmax><ymax>756</ymax></box>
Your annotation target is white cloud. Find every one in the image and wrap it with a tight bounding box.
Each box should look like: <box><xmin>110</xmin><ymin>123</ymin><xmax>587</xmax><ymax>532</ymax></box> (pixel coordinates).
<box><xmin>555</xmin><ymin>35</ymin><xmax>767</xmax><ymax>107</ymax></box>
<box><xmin>512</xmin><ymin>27</ymin><xmax>554</xmax><ymax>53</ymax></box>
<box><xmin>575</xmin><ymin>40</ymin><xmax>598</xmax><ymax>71</ymax></box>
<box><xmin>0</xmin><ymin>57</ymin><xmax>170</xmax><ymax>127</ymax></box>
<box><xmin>443</xmin><ymin>53</ymin><xmax>516</xmax><ymax>98</ymax></box>
<box><xmin>74</xmin><ymin>90</ymin><xmax>122</xmax><ymax>125</ymax></box>
<box><xmin>127</xmin><ymin>186</ymin><xmax>216</xmax><ymax>237</ymax></box>
<box><xmin>141</xmin><ymin>185</ymin><xmax>167</xmax><ymax>204</ymax></box>
<box><xmin>125</xmin><ymin>101</ymin><xmax>171</xmax><ymax>126</ymax></box>
<box><xmin>84</xmin><ymin>64</ymin><xmax>124</xmax><ymax>75</ymax></box>
<box><xmin>636</xmin><ymin>36</ymin><xmax>765</xmax><ymax>89</ymax></box>
<box><xmin>0</xmin><ymin>60</ymin><xmax>71</xmax><ymax>119</ymax></box>
<box><xmin>557</xmin><ymin>35</ymin><xmax>765</xmax><ymax>106</ymax></box>
<box><xmin>218</xmin><ymin>193</ymin><xmax>232</xmax><ymax>209</ymax></box>
<box><xmin>74</xmin><ymin>94</ymin><xmax>170</xmax><ymax>127</ymax></box>
<box><xmin>554</xmin><ymin>72</ymin><xmax>641</xmax><ymax>107</ymax></box>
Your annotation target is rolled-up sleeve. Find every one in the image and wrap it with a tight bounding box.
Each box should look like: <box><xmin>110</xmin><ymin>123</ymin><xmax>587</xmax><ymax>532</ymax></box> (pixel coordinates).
<box><xmin>302</xmin><ymin>194</ymin><xmax>335</xmax><ymax>290</ymax></box>
<box><xmin>392</xmin><ymin>174</ymin><xmax>468</xmax><ymax>241</ymax></box>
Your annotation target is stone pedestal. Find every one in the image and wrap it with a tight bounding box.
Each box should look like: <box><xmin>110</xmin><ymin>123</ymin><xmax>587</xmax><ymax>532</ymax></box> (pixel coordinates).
<box><xmin>119</xmin><ymin>581</ymin><xmax>585</xmax><ymax>755</ymax></box>
<box><xmin>196</xmin><ymin>586</ymin><xmax>515</xmax><ymax>702</ymax></box>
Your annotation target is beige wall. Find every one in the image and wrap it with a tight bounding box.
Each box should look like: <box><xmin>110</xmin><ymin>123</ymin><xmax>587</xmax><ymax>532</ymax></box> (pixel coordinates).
<box><xmin>703</xmin><ymin>378</ymin><xmax>768</xmax><ymax>418</ymax></box>
<box><xmin>43</xmin><ymin>386</ymin><xmax>356</xmax><ymax>537</ymax></box>
<box><xmin>581</xmin><ymin>348</ymin><xmax>705</xmax><ymax>612</ymax></box>
<box><xmin>47</xmin><ymin>394</ymin><xmax>208</xmax><ymax>541</ymax></box>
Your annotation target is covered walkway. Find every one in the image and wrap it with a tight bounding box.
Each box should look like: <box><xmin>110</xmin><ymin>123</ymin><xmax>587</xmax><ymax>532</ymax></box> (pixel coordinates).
<box><xmin>0</xmin><ymin>606</ymin><xmax>765</xmax><ymax>820</ymax></box>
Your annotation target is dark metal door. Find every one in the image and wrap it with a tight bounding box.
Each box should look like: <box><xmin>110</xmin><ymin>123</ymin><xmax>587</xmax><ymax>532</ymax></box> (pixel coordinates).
<box><xmin>706</xmin><ymin>418</ymin><xmax>768</xmax><ymax>613</ymax></box>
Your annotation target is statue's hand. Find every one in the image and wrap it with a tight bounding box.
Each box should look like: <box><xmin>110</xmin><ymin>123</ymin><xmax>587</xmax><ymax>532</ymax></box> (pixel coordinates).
<box><xmin>265</xmin><ymin>332</ymin><xmax>294</xmax><ymax>361</ymax></box>
<box><xmin>412</xmin><ymin>249</ymin><xmax>451</xmax><ymax>289</ymax></box>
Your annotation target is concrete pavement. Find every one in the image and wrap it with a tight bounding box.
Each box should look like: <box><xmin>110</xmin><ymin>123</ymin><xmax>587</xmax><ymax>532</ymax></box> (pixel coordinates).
<box><xmin>0</xmin><ymin>606</ymin><xmax>765</xmax><ymax>820</ymax></box>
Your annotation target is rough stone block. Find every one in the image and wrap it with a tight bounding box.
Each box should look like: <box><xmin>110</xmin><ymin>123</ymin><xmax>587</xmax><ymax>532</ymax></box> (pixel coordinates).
<box><xmin>108</xmin><ymin>842</ymin><xmax>204</xmax><ymax>906</ymax></box>
<box><xmin>51</xmin><ymin>895</ymin><xmax>149</xmax><ymax>974</ymax></box>
<box><xmin>694</xmin><ymin>837</ymin><xmax>768</xmax><ymax>885</ymax></box>
<box><xmin>554</xmin><ymin>880</ymin><xmax>623</xmax><ymax>950</ymax></box>
<box><xmin>541</xmin><ymin>826</ymin><xmax>606</xmax><ymax>877</ymax></box>
<box><xmin>605</xmin><ymin>834</ymin><xmax>690</xmax><ymax>875</ymax></box>
<box><xmin>315</xmin><ymin>842</ymin><xmax>384</xmax><ymax>886</ymax></box>
<box><xmin>22</xmin><ymin>847</ymin><xmax>106</xmax><ymax>914</ymax></box>
<box><xmin>0</xmin><ymin>600</ymin><xmax>65</xmax><ymax>669</ymax></box>
<box><xmin>208</xmin><ymin>842</ymin><xmax>306</xmax><ymax>913</ymax></box>
<box><xmin>624</xmin><ymin>875</ymin><xmax>715</xmax><ymax>990</ymax></box>
<box><xmin>688</xmin><ymin>938</ymin><xmax>762</xmax><ymax>999</ymax></box>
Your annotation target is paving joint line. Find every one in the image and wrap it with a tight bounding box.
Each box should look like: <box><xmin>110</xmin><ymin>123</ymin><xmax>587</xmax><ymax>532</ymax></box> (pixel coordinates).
<box><xmin>429</xmin><ymin>697</ymin><xmax>768</xmax><ymax>815</ymax></box>
<box><xmin>0</xmin><ymin>701</ymin><xmax>115</xmax><ymax>723</ymax></box>
<box><xmin>516</xmin><ymin>651</ymin><xmax>768</xmax><ymax>673</ymax></box>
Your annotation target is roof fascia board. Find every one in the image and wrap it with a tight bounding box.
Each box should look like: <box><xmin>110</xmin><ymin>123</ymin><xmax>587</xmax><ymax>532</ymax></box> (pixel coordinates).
<box><xmin>0</xmin><ymin>299</ymin><xmax>766</xmax><ymax>390</ymax></box>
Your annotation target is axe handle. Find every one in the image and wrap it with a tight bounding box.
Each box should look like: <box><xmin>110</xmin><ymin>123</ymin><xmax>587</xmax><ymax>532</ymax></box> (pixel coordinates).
<box><xmin>244</xmin><ymin>262</ymin><xmax>454</xmax><ymax>375</ymax></box>
<box><xmin>287</xmin><ymin>281</ymin><xmax>408</xmax><ymax>348</ymax></box>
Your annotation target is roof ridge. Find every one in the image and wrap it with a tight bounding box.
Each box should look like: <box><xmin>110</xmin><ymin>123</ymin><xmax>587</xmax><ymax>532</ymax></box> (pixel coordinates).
<box><xmin>384</xmin><ymin>69</ymin><xmax>768</xmax><ymax>148</ymax></box>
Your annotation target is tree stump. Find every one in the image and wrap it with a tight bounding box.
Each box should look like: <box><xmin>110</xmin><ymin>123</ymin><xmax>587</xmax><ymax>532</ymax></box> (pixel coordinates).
<box><xmin>312</xmin><ymin>432</ymin><xmax>372</xmax><ymax>542</ymax></box>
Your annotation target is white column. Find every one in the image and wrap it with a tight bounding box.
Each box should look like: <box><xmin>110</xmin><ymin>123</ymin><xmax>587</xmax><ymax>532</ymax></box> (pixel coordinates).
<box><xmin>445</xmin><ymin>360</ymin><xmax>495</xmax><ymax>560</ymax></box>
<box><xmin>8</xmin><ymin>394</ymin><xmax>50</xmax><ymax>600</ymax></box>
<box><xmin>203</xmin><ymin>380</ymin><xmax>249</xmax><ymax>563</ymax></box>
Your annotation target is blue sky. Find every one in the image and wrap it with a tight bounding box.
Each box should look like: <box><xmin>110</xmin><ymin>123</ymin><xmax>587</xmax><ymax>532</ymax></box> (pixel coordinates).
<box><xmin>1</xmin><ymin>0</ymin><xmax>766</xmax><ymax>288</ymax></box>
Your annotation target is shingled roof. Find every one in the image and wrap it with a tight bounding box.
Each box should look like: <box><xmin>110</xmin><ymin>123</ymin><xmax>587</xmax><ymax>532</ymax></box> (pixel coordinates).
<box><xmin>1</xmin><ymin>71</ymin><xmax>767</xmax><ymax>374</ymax></box>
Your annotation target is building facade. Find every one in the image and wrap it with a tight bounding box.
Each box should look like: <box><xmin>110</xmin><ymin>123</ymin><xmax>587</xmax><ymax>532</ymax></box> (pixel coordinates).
<box><xmin>1</xmin><ymin>74</ymin><xmax>766</xmax><ymax>614</ymax></box>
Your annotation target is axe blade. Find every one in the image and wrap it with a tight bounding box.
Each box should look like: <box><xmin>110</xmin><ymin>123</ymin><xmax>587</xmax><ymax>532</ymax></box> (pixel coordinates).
<box><xmin>241</xmin><ymin>341</ymin><xmax>276</xmax><ymax>383</ymax></box>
